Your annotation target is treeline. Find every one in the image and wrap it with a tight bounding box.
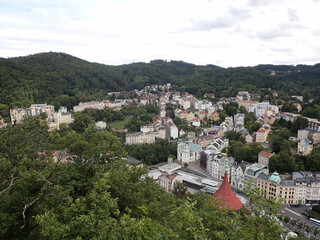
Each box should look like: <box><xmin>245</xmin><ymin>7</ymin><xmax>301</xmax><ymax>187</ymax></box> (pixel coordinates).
<box><xmin>126</xmin><ymin>139</ymin><xmax>177</xmax><ymax>165</ymax></box>
<box><xmin>2</xmin><ymin>52</ymin><xmax>320</xmax><ymax>119</ymax></box>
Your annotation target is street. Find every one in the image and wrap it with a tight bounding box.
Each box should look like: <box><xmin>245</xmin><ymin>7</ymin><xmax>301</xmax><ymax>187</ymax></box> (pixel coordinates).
<box><xmin>280</xmin><ymin>204</ymin><xmax>320</xmax><ymax>229</ymax></box>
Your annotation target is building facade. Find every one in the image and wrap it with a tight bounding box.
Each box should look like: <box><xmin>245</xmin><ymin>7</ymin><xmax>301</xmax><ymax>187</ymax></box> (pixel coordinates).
<box><xmin>125</xmin><ymin>132</ymin><xmax>156</xmax><ymax>145</ymax></box>
<box><xmin>158</xmin><ymin>172</ymin><xmax>183</xmax><ymax>192</ymax></box>
<box><xmin>177</xmin><ymin>139</ymin><xmax>202</xmax><ymax>163</ymax></box>
<box><xmin>231</xmin><ymin>161</ymin><xmax>251</xmax><ymax>190</ymax></box>
<box><xmin>258</xmin><ymin>151</ymin><xmax>274</xmax><ymax>175</ymax></box>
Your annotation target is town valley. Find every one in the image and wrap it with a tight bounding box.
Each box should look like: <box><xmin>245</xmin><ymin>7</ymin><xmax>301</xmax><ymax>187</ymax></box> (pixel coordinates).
<box><xmin>1</xmin><ymin>53</ymin><xmax>320</xmax><ymax>239</ymax></box>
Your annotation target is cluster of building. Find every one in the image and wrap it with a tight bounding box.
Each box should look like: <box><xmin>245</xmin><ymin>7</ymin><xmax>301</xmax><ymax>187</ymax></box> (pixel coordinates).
<box><xmin>10</xmin><ymin>104</ymin><xmax>55</xmax><ymax>124</ymax></box>
<box><xmin>257</xmin><ymin>171</ymin><xmax>320</xmax><ymax>205</ymax></box>
<box><xmin>149</xmin><ymin>157</ymin><xmax>245</xmax><ymax>211</ymax></box>
<box><xmin>278</xmin><ymin>113</ymin><xmax>320</xmax><ymax>155</ymax></box>
<box><xmin>148</xmin><ymin>158</ymin><xmax>220</xmax><ymax>194</ymax></box>
<box><xmin>279</xmin><ymin>112</ymin><xmax>320</xmax><ymax>132</ymax></box>
<box><xmin>73</xmin><ymin>99</ymin><xmax>127</xmax><ymax>112</ymax></box>
<box><xmin>171</xmin><ymin>92</ymin><xmax>224</xmax><ymax>128</ymax></box>
<box><xmin>125</xmin><ymin>116</ymin><xmax>179</xmax><ymax>145</ymax></box>
<box><xmin>202</xmin><ymin>149</ymin><xmax>320</xmax><ymax>205</ymax></box>
<box><xmin>295</xmin><ymin>129</ymin><xmax>320</xmax><ymax>155</ymax></box>
<box><xmin>10</xmin><ymin>104</ymin><xmax>73</xmax><ymax>130</ymax></box>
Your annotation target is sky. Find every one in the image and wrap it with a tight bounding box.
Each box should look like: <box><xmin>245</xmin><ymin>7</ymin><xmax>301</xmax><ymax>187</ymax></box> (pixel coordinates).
<box><xmin>1</xmin><ymin>0</ymin><xmax>320</xmax><ymax>67</ymax></box>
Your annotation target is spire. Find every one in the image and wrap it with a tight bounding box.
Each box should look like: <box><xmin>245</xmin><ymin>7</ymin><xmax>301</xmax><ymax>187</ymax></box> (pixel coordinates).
<box><xmin>224</xmin><ymin>156</ymin><xmax>228</xmax><ymax>172</ymax></box>
<box><xmin>222</xmin><ymin>148</ymin><xmax>228</xmax><ymax>172</ymax></box>
<box><xmin>212</xmin><ymin>172</ymin><xmax>243</xmax><ymax>211</ymax></box>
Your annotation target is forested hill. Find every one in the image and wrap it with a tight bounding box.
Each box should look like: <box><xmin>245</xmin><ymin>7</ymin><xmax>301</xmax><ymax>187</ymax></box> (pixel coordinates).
<box><xmin>1</xmin><ymin>52</ymin><xmax>320</xmax><ymax>112</ymax></box>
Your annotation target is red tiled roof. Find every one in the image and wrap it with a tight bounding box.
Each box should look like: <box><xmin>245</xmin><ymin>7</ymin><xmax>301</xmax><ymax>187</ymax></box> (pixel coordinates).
<box><xmin>153</xmin><ymin>117</ymin><xmax>160</xmax><ymax>122</ymax></box>
<box><xmin>257</xmin><ymin>128</ymin><xmax>266</xmax><ymax>133</ymax></box>
<box><xmin>259</xmin><ymin>151</ymin><xmax>274</xmax><ymax>158</ymax></box>
<box><xmin>169</xmin><ymin>175</ymin><xmax>176</xmax><ymax>180</ymax></box>
<box><xmin>212</xmin><ymin>172</ymin><xmax>243</xmax><ymax>211</ymax></box>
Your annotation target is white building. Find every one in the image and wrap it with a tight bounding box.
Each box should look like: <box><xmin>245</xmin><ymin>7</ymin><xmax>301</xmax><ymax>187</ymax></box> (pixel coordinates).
<box><xmin>244</xmin><ymin>163</ymin><xmax>268</xmax><ymax>189</ymax></box>
<box><xmin>140</xmin><ymin>124</ymin><xmax>154</xmax><ymax>133</ymax></box>
<box><xmin>236</xmin><ymin>91</ymin><xmax>251</xmax><ymax>101</ymax></box>
<box><xmin>231</xmin><ymin>161</ymin><xmax>251</xmax><ymax>190</ymax></box>
<box><xmin>195</xmin><ymin>100</ymin><xmax>213</xmax><ymax>111</ymax></box>
<box><xmin>298</xmin><ymin>129</ymin><xmax>310</xmax><ymax>141</ymax></box>
<box><xmin>297</xmin><ymin>139</ymin><xmax>313</xmax><ymax>155</ymax></box>
<box><xmin>29</xmin><ymin>104</ymin><xmax>55</xmax><ymax>119</ymax></box>
<box><xmin>249</xmin><ymin>101</ymin><xmax>279</xmax><ymax>118</ymax></box>
<box><xmin>10</xmin><ymin>104</ymin><xmax>55</xmax><ymax>124</ymax></box>
<box><xmin>179</xmin><ymin>98</ymin><xmax>191</xmax><ymax>110</ymax></box>
<box><xmin>125</xmin><ymin>132</ymin><xmax>156</xmax><ymax>145</ymax></box>
<box><xmin>206</xmin><ymin>154</ymin><xmax>235</xmax><ymax>180</ymax></box>
<box><xmin>160</xmin><ymin>109</ymin><xmax>166</xmax><ymax>118</ymax></box>
<box><xmin>159</xmin><ymin>158</ymin><xmax>181</xmax><ymax>174</ymax></box>
<box><xmin>206</xmin><ymin>138</ymin><xmax>229</xmax><ymax>153</ymax></box>
<box><xmin>233</xmin><ymin>114</ymin><xmax>245</xmax><ymax>127</ymax></box>
<box><xmin>53</xmin><ymin>112</ymin><xmax>73</xmax><ymax>126</ymax></box>
<box><xmin>220</xmin><ymin>117</ymin><xmax>233</xmax><ymax>133</ymax></box>
<box><xmin>298</xmin><ymin>129</ymin><xmax>320</xmax><ymax>144</ymax></box>
<box><xmin>10</xmin><ymin>108</ymin><xmax>27</xmax><ymax>124</ymax></box>
<box><xmin>73</xmin><ymin>101</ymin><xmax>105</xmax><ymax>112</ymax></box>
<box><xmin>192</xmin><ymin>118</ymin><xmax>201</xmax><ymax>127</ymax></box>
<box><xmin>164</xmin><ymin>118</ymin><xmax>179</xmax><ymax>139</ymax></box>
<box><xmin>177</xmin><ymin>139</ymin><xmax>202</xmax><ymax>163</ymax></box>
<box><xmin>158</xmin><ymin>172</ymin><xmax>183</xmax><ymax>192</ymax></box>
<box><xmin>95</xmin><ymin>121</ymin><xmax>107</xmax><ymax>130</ymax></box>
<box><xmin>157</xmin><ymin>127</ymin><xmax>166</xmax><ymax>139</ymax></box>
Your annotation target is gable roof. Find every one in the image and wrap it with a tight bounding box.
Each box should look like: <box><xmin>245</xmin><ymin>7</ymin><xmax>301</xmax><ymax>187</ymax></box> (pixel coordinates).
<box><xmin>238</xmin><ymin>161</ymin><xmax>251</xmax><ymax>172</ymax></box>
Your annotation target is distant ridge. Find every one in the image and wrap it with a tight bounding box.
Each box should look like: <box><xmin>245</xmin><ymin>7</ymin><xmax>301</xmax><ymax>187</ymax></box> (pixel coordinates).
<box><xmin>0</xmin><ymin>52</ymin><xmax>320</xmax><ymax>112</ymax></box>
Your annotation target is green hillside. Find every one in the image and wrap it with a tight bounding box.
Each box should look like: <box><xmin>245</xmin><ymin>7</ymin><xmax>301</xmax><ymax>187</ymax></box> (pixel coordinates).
<box><xmin>1</xmin><ymin>52</ymin><xmax>320</xmax><ymax>117</ymax></box>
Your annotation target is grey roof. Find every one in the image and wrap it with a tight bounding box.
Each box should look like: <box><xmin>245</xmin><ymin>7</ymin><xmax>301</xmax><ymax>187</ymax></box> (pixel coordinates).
<box><xmin>212</xmin><ymin>143</ymin><xmax>219</xmax><ymax>148</ymax></box>
<box><xmin>126</xmin><ymin>157</ymin><xmax>142</xmax><ymax>165</ymax></box>
<box><xmin>292</xmin><ymin>172</ymin><xmax>304</xmax><ymax>179</ymax></box>
<box><xmin>238</xmin><ymin>161</ymin><xmax>251</xmax><ymax>172</ymax></box>
<box><xmin>280</xmin><ymin>180</ymin><xmax>295</xmax><ymax>186</ymax></box>
<box><xmin>258</xmin><ymin>173</ymin><xmax>269</xmax><ymax>180</ymax></box>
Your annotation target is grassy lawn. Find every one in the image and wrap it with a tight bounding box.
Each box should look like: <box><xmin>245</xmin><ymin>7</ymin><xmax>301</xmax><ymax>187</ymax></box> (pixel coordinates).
<box><xmin>109</xmin><ymin>116</ymin><xmax>132</xmax><ymax>129</ymax></box>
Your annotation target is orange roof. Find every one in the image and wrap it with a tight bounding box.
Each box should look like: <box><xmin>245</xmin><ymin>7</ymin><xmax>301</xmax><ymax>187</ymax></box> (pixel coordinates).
<box><xmin>169</xmin><ymin>175</ymin><xmax>176</xmax><ymax>180</ymax></box>
<box><xmin>257</xmin><ymin>128</ymin><xmax>266</xmax><ymax>133</ymax></box>
<box><xmin>212</xmin><ymin>172</ymin><xmax>243</xmax><ymax>211</ymax></box>
<box><xmin>259</xmin><ymin>151</ymin><xmax>274</xmax><ymax>158</ymax></box>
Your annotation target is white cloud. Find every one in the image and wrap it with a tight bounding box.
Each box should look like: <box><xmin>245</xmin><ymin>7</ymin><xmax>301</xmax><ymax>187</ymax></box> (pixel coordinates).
<box><xmin>0</xmin><ymin>0</ymin><xmax>320</xmax><ymax>67</ymax></box>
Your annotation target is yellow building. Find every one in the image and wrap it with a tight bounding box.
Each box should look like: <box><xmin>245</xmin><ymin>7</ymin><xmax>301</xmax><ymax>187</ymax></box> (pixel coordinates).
<box><xmin>257</xmin><ymin>172</ymin><xmax>297</xmax><ymax>205</ymax></box>
<box><xmin>186</xmin><ymin>111</ymin><xmax>195</xmax><ymax>122</ymax></box>
<box><xmin>256</xmin><ymin>128</ymin><xmax>267</xmax><ymax>142</ymax></box>
<box><xmin>210</xmin><ymin>112</ymin><xmax>220</xmax><ymax>121</ymax></box>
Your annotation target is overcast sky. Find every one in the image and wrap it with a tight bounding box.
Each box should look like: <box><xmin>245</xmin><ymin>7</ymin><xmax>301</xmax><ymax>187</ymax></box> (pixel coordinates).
<box><xmin>1</xmin><ymin>0</ymin><xmax>320</xmax><ymax>67</ymax></box>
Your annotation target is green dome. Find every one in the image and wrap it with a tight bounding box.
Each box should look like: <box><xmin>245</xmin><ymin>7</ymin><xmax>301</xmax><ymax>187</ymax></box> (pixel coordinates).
<box><xmin>269</xmin><ymin>172</ymin><xmax>281</xmax><ymax>183</ymax></box>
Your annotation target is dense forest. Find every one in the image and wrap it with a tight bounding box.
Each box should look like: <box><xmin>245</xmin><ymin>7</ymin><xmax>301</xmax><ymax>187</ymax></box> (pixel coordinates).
<box><xmin>1</xmin><ymin>52</ymin><xmax>320</xmax><ymax>118</ymax></box>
